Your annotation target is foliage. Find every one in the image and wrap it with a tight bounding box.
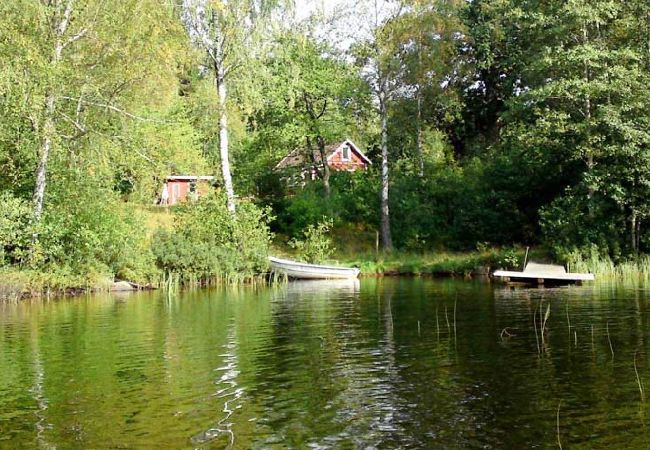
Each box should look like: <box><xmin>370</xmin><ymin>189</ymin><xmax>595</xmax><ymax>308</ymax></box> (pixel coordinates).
<box><xmin>273</xmin><ymin>171</ymin><xmax>379</xmax><ymax>238</ymax></box>
<box><xmin>36</xmin><ymin>176</ymin><xmax>158</xmax><ymax>283</ymax></box>
<box><xmin>289</xmin><ymin>217</ymin><xmax>335</xmax><ymax>264</ymax></box>
<box><xmin>5</xmin><ymin>0</ymin><xmax>650</xmax><ymax>293</ymax></box>
<box><xmin>153</xmin><ymin>193</ymin><xmax>273</xmax><ymax>282</ymax></box>
<box><xmin>0</xmin><ymin>193</ymin><xmax>35</xmax><ymax>266</ymax></box>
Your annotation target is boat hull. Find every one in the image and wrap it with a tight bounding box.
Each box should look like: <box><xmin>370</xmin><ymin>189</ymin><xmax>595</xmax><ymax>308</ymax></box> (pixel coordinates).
<box><xmin>269</xmin><ymin>257</ymin><xmax>360</xmax><ymax>280</ymax></box>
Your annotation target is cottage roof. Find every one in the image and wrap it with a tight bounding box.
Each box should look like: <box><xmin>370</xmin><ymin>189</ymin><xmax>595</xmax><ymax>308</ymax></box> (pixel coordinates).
<box><xmin>275</xmin><ymin>140</ymin><xmax>371</xmax><ymax>170</ymax></box>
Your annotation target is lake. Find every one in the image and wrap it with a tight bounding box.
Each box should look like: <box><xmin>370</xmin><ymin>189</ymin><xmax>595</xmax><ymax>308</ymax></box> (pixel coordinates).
<box><xmin>1</xmin><ymin>278</ymin><xmax>650</xmax><ymax>448</ymax></box>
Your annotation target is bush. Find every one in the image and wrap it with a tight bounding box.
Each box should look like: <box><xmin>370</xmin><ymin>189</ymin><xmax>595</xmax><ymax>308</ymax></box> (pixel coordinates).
<box><xmin>153</xmin><ymin>193</ymin><xmax>273</xmax><ymax>282</ymax></box>
<box><xmin>34</xmin><ymin>176</ymin><xmax>158</xmax><ymax>283</ymax></box>
<box><xmin>276</xmin><ymin>185</ymin><xmax>331</xmax><ymax>237</ymax></box>
<box><xmin>289</xmin><ymin>217</ymin><xmax>335</xmax><ymax>263</ymax></box>
<box><xmin>0</xmin><ymin>192</ymin><xmax>35</xmax><ymax>266</ymax></box>
<box><xmin>539</xmin><ymin>187</ymin><xmax>625</xmax><ymax>260</ymax></box>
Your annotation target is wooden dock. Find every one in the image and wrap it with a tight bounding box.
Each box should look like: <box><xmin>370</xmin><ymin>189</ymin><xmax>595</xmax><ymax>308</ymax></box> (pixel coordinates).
<box><xmin>493</xmin><ymin>262</ymin><xmax>594</xmax><ymax>285</ymax></box>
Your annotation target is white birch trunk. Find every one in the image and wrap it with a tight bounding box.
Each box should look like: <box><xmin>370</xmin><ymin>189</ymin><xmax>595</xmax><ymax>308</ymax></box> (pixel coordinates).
<box><xmin>416</xmin><ymin>88</ymin><xmax>424</xmax><ymax>177</ymax></box>
<box><xmin>33</xmin><ymin>96</ymin><xmax>56</xmax><ymax>221</ymax></box>
<box><xmin>379</xmin><ymin>86</ymin><xmax>393</xmax><ymax>251</ymax></box>
<box><xmin>33</xmin><ymin>0</ymin><xmax>74</xmax><ymax>221</ymax></box>
<box><xmin>214</xmin><ymin>45</ymin><xmax>236</xmax><ymax>214</ymax></box>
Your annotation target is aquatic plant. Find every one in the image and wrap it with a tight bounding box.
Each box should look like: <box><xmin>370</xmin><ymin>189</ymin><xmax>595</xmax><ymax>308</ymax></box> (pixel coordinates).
<box><xmin>634</xmin><ymin>351</ymin><xmax>645</xmax><ymax>402</ymax></box>
<box><xmin>557</xmin><ymin>401</ymin><xmax>563</xmax><ymax>450</ymax></box>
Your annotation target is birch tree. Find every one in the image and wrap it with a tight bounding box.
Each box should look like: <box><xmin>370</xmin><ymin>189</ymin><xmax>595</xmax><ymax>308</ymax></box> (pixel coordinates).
<box><xmin>1</xmin><ymin>0</ymin><xmax>187</xmax><ymax>224</ymax></box>
<box><xmin>395</xmin><ymin>0</ymin><xmax>463</xmax><ymax>176</ymax></box>
<box><xmin>182</xmin><ymin>0</ymin><xmax>285</xmax><ymax>213</ymax></box>
<box><xmin>352</xmin><ymin>0</ymin><xmax>405</xmax><ymax>251</ymax></box>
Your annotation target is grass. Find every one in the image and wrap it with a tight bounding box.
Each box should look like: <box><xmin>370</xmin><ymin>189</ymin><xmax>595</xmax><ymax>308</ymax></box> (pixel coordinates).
<box><xmin>566</xmin><ymin>249</ymin><xmax>650</xmax><ymax>281</ymax></box>
<box><xmin>331</xmin><ymin>247</ymin><xmax>543</xmax><ymax>277</ymax></box>
<box><xmin>0</xmin><ymin>267</ymin><xmax>114</xmax><ymax>301</ymax></box>
<box><xmin>273</xmin><ymin>226</ymin><xmax>550</xmax><ymax>277</ymax></box>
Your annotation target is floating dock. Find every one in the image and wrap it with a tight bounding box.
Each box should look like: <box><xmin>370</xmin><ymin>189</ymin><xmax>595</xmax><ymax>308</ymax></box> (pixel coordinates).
<box><xmin>493</xmin><ymin>262</ymin><xmax>594</xmax><ymax>285</ymax></box>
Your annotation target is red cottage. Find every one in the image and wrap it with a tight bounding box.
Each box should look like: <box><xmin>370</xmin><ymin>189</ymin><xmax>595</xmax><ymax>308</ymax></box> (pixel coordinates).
<box><xmin>275</xmin><ymin>139</ymin><xmax>372</xmax><ymax>179</ymax></box>
<box><xmin>160</xmin><ymin>175</ymin><xmax>214</xmax><ymax>206</ymax></box>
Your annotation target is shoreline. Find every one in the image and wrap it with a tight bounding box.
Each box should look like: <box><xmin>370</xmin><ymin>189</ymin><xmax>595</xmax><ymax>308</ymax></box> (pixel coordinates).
<box><xmin>7</xmin><ymin>247</ymin><xmax>650</xmax><ymax>301</ymax></box>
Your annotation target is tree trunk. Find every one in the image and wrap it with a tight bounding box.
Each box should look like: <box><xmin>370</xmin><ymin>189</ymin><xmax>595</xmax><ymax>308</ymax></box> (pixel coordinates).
<box><xmin>379</xmin><ymin>87</ymin><xmax>393</xmax><ymax>251</ymax></box>
<box><xmin>33</xmin><ymin>0</ymin><xmax>73</xmax><ymax>222</ymax></box>
<box><xmin>214</xmin><ymin>51</ymin><xmax>236</xmax><ymax>214</ymax></box>
<box><xmin>416</xmin><ymin>88</ymin><xmax>424</xmax><ymax>177</ymax></box>
<box><xmin>316</xmin><ymin>135</ymin><xmax>331</xmax><ymax>197</ymax></box>
<box><xmin>583</xmin><ymin>21</ymin><xmax>595</xmax><ymax>215</ymax></box>
<box><xmin>631</xmin><ymin>211</ymin><xmax>637</xmax><ymax>254</ymax></box>
<box><xmin>33</xmin><ymin>95</ymin><xmax>56</xmax><ymax>222</ymax></box>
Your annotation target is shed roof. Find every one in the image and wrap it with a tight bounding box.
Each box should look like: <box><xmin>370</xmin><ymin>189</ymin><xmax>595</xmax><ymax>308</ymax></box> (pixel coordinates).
<box><xmin>166</xmin><ymin>175</ymin><xmax>214</xmax><ymax>182</ymax></box>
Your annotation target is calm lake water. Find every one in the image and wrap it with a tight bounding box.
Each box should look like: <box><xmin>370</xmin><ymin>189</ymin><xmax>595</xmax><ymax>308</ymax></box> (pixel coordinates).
<box><xmin>1</xmin><ymin>278</ymin><xmax>650</xmax><ymax>448</ymax></box>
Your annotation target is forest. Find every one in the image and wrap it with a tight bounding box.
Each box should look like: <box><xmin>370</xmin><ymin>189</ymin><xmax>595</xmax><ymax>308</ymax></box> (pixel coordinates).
<box><xmin>2</xmin><ymin>0</ymin><xmax>650</xmax><ymax>291</ymax></box>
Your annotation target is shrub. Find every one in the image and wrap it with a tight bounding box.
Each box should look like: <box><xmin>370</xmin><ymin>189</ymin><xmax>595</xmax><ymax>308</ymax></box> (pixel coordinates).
<box><xmin>153</xmin><ymin>193</ymin><xmax>273</xmax><ymax>282</ymax></box>
<box><xmin>0</xmin><ymin>192</ymin><xmax>35</xmax><ymax>266</ymax></box>
<box><xmin>33</xmin><ymin>176</ymin><xmax>158</xmax><ymax>283</ymax></box>
<box><xmin>289</xmin><ymin>217</ymin><xmax>335</xmax><ymax>264</ymax></box>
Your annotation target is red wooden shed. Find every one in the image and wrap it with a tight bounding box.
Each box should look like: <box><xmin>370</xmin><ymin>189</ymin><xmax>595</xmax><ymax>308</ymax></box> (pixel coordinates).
<box><xmin>160</xmin><ymin>175</ymin><xmax>214</xmax><ymax>206</ymax></box>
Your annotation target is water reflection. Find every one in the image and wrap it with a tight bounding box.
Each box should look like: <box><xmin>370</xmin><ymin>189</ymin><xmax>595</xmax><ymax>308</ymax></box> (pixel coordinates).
<box><xmin>1</xmin><ymin>280</ymin><xmax>650</xmax><ymax>448</ymax></box>
<box><xmin>191</xmin><ymin>320</ymin><xmax>243</xmax><ymax>448</ymax></box>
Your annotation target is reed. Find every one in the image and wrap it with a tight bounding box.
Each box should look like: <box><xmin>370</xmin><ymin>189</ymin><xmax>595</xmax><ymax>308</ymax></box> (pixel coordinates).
<box><xmin>541</xmin><ymin>302</ymin><xmax>551</xmax><ymax>345</ymax></box>
<box><xmin>567</xmin><ymin>250</ymin><xmax>650</xmax><ymax>281</ymax></box>
<box><xmin>606</xmin><ymin>322</ymin><xmax>615</xmax><ymax>358</ymax></box>
<box><xmin>160</xmin><ymin>269</ymin><xmax>272</xmax><ymax>291</ymax></box>
<box><xmin>444</xmin><ymin>305</ymin><xmax>451</xmax><ymax>333</ymax></box>
<box><xmin>533</xmin><ymin>305</ymin><xmax>540</xmax><ymax>354</ymax></box>
<box><xmin>453</xmin><ymin>297</ymin><xmax>458</xmax><ymax>344</ymax></box>
<box><xmin>634</xmin><ymin>351</ymin><xmax>645</xmax><ymax>402</ymax></box>
<box><xmin>500</xmin><ymin>328</ymin><xmax>515</xmax><ymax>339</ymax></box>
<box><xmin>556</xmin><ymin>401</ymin><xmax>563</xmax><ymax>450</ymax></box>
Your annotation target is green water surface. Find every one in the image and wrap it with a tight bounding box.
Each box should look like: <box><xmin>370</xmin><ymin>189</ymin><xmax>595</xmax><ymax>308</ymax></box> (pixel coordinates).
<box><xmin>1</xmin><ymin>279</ymin><xmax>650</xmax><ymax>448</ymax></box>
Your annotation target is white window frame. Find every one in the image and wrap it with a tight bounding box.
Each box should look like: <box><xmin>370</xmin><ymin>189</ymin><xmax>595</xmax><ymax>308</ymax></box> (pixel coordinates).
<box><xmin>341</xmin><ymin>145</ymin><xmax>350</xmax><ymax>161</ymax></box>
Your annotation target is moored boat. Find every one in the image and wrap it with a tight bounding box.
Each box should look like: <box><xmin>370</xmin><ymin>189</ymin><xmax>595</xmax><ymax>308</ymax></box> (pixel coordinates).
<box><xmin>269</xmin><ymin>256</ymin><xmax>360</xmax><ymax>280</ymax></box>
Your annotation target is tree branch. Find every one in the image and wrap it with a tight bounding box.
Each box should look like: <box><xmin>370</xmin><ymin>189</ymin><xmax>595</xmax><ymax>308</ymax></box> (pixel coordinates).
<box><xmin>58</xmin><ymin>0</ymin><xmax>75</xmax><ymax>37</ymax></box>
<box><xmin>58</xmin><ymin>110</ymin><xmax>87</xmax><ymax>137</ymax></box>
<box><xmin>58</xmin><ymin>96</ymin><xmax>168</xmax><ymax>123</ymax></box>
<box><xmin>61</xmin><ymin>28</ymin><xmax>88</xmax><ymax>50</ymax></box>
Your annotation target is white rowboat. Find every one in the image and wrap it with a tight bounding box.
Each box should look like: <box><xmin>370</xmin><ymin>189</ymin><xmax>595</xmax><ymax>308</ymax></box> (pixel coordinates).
<box><xmin>269</xmin><ymin>256</ymin><xmax>360</xmax><ymax>280</ymax></box>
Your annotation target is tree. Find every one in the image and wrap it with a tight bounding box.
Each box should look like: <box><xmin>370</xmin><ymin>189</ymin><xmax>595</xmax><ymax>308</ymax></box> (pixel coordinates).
<box><xmin>502</xmin><ymin>0</ymin><xmax>650</xmax><ymax>255</ymax></box>
<box><xmin>0</xmin><ymin>0</ymin><xmax>188</xmax><ymax>223</ymax></box>
<box><xmin>352</xmin><ymin>0</ymin><xmax>407</xmax><ymax>252</ymax></box>
<box><xmin>267</xmin><ymin>34</ymin><xmax>364</xmax><ymax>197</ymax></box>
<box><xmin>392</xmin><ymin>0</ymin><xmax>464</xmax><ymax>175</ymax></box>
<box><xmin>182</xmin><ymin>0</ymin><xmax>286</xmax><ymax>213</ymax></box>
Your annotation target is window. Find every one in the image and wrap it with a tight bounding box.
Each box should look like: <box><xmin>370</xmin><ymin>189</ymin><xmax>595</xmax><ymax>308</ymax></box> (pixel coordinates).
<box><xmin>342</xmin><ymin>145</ymin><xmax>350</xmax><ymax>161</ymax></box>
